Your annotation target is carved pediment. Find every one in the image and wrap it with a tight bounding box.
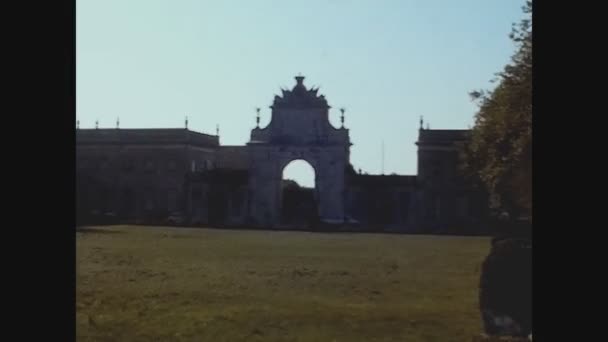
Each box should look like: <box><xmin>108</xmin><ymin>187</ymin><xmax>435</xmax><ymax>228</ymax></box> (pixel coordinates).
<box><xmin>272</xmin><ymin>76</ymin><xmax>329</xmax><ymax>109</ymax></box>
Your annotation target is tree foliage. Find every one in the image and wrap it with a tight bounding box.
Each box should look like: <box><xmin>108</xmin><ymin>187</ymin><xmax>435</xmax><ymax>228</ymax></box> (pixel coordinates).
<box><xmin>282</xmin><ymin>179</ymin><xmax>301</xmax><ymax>190</ymax></box>
<box><xmin>463</xmin><ymin>1</ymin><xmax>532</xmax><ymax>220</ymax></box>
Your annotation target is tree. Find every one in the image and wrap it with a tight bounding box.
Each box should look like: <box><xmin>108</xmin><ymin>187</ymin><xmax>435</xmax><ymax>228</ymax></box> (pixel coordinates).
<box><xmin>282</xmin><ymin>179</ymin><xmax>301</xmax><ymax>190</ymax></box>
<box><xmin>463</xmin><ymin>1</ymin><xmax>532</xmax><ymax>220</ymax></box>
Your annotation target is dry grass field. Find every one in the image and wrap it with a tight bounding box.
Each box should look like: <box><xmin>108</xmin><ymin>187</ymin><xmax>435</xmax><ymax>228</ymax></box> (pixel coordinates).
<box><xmin>76</xmin><ymin>225</ymin><xmax>490</xmax><ymax>341</ymax></box>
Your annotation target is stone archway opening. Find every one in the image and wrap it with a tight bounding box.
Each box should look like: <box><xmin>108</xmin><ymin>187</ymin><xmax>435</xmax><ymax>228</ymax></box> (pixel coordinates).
<box><xmin>280</xmin><ymin>159</ymin><xmax>319</xmax><ymax>227</ymax></box>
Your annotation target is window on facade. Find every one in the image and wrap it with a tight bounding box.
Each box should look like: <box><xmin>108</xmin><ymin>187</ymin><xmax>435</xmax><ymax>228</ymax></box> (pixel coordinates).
<box><xmin>434</xmin><ymin>197</ymin><xmax>441</xmax><ymax>219</ymax></box>
<box><xmin>168</xmin><ymin>189</ymin><xmax>178</xmax><ymax>212</ymax></box>
<box><xmin>168</xmin><ymin>160</ymin><xmax>177</xmax><ymax>172</ymax></box>
<box><xmin>145</xmin><ymin>198</ymin><xmax>154</xmax><ymax>211</ymax></box>
<box><xmin>432</xmin><ymin>162</ymin><xmax>441</xmax><ymax>178</ymax></box>
<box><xmin>457</xmin><ymin>196</ymin><xmax>469</xmax><ymax>218</ymax></box>
<box><xmin>121</xmin><ymin>187</ymin><xmax>134</xmax><ymax>213</ymax></box>
<box><xmin>144</xmin><ymin>160</ymin><xmax>154</xmax><ymax>173</ymax></box>
<box><xmin>232</xmin><ymin>192</ymin><xmax>242</xmax><ymax>214</ymax></box>
<box><xmin>144</xmin><ymin>189</ymin><xmax>155</xmax><ymax>211</ymax></box>
<box><xmin>400</xmin><ymin>192</ymin><xmax>410</xmax><ymax>219</ymax></box>
<box><xmin>122</xmin><ymin>159</ymin><xmax>134</xmax><ymax>172</ymax></box>
<box><xmin>192</xmin><ymin>188</ymin><xmax>202</xmax><ymax>200</ymax></box>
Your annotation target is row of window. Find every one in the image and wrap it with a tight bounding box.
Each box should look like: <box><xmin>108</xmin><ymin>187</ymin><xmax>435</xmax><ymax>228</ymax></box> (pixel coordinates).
<box><xmin>191</xmin><ymin>160</ymin><xmax>213</xmax><ymax>172</ymax></box>
<box><xmin>78</xmin><ymin>159</ymin><xmax>214</xmax><ymax>173</ymax></box>
<box><xmin>142</xmin><ymin>189</ymin><xmax>179</xmax><ymax>211</ymax></box>
<box><xmin>431</xmin><ymin>196</ymin><xmax>471</xmax><ymax>219</ymax></box>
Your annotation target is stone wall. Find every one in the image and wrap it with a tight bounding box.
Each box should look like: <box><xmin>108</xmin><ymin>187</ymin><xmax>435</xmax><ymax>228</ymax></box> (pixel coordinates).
<box><xmin>216</xmin><ymin>146</ymin><xmax>249</xmax><ymax>170</ymax></box>
<box><xmin>345</xmin><ymin>175</ymin><xmax>417</xmax><ymax>230</ymax></box>
<box><xmin>416</xmin><ymin>128</ymin><xmax>489</xmax><ymax>232</ymax></box>
<box><xmin>76</xmin><ymin>129</ymin><xmax>218</xmax><ymax>222</ymax></box>
<box><xmin>185</xmin><ymin>170</ymin><xmax>250</xmax><ymax>226</ymax></box>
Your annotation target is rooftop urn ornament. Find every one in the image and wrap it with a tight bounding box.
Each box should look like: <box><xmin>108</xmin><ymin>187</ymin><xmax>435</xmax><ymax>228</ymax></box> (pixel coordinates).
<box><xmin>95</xmin><ymin>120</ymin><xmax>99</xmax><ymax>129</ymax></box>
<box><xmin>340</xmin><ymin>108</ymin><xmax>346</xmax><ymax>128</ymax></box>
<box><xmin>295</xmin><ymin>73</ymin><xmax>305</xmax><ymax>86</ymax></box>
<box><xmin>420</xmin><ymin>116</ymin><xmax>424</xmax><ymax>130</ymax></box>
<box><xmin>76</xmin><ymin>120</ymin><xmax>80</xmax><ymax>130</ymax></box>
<box><xmin>216</xmin><ymin>124</ymin><xmax>220</xmax><ymax>136</ymax></box>
<box><xmin>116</xmin><ymin>117</ymin><xmax>120</xmax><ymax>129</ymax></box>
<box><xmin>256</xmin><ymin>107</ymin><xmax>260</xmax><ymax>128</ymax></box>
<box><xmin>185</xmin><ymin>116</ymin><xmax>188</xmax><ymax>129</ymax></box>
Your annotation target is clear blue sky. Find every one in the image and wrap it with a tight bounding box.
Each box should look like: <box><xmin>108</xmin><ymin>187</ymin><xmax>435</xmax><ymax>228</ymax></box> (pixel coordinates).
<box><xmin>77</xmin><ymin>0</ymin><xmax>525</xmax><ymax>187</ymax></box>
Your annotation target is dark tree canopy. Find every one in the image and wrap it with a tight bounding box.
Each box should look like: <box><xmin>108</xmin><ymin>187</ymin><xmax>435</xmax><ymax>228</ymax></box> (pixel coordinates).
<box><xmin>463</xmin><ymin>1</ymin><xmax>532</xmax><ymax>220</ymax></box>
<box><xmin>282</xmin><ymin>179</ymin><xmax>301</xmax><ymax>190</ymax></box>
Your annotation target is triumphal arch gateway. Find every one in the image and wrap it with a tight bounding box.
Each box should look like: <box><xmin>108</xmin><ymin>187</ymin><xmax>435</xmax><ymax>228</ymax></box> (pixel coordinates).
<box><xmin>248</xmin><ymin>75</ymin><xmax>350</xmax><ymax>225</ymax></box>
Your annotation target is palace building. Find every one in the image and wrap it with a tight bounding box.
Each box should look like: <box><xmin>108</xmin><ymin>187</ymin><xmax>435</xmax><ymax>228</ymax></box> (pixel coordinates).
<box><xmin>76</xmin><ymin>76</ymin><xmax>488</xmax><ymax>233</ymax></box>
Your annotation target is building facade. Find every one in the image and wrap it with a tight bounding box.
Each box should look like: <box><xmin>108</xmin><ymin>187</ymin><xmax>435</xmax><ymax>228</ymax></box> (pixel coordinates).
<box><xmin>76</xmin><ymin>76</ymin><xmax>488</xmax><ymax>232</ymax></box>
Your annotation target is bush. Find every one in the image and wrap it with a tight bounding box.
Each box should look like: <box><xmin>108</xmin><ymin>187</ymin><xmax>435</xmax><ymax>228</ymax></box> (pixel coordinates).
<box><xmin>479</xmin><ymin>237</ymin><xmax>532</xmax><ymax>337</ymax></box>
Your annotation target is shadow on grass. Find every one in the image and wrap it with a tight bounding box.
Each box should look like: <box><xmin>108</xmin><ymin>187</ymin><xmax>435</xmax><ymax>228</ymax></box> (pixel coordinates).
<box><xmin>76</xmin><ymin>227</ymin><xmax>123</xmax><ymax>234</ymax></box>
<box><xmin>133</xmin><ymin>223</ymin><xmax>494</xmax><ymax>237</ymax></box>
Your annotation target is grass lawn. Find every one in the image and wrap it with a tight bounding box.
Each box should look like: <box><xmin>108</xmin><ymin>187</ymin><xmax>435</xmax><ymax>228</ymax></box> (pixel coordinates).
<box><xmin>76</xmin><ymin>225</ymin><xmax>490</xmax><ymax>341</ymax></box>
